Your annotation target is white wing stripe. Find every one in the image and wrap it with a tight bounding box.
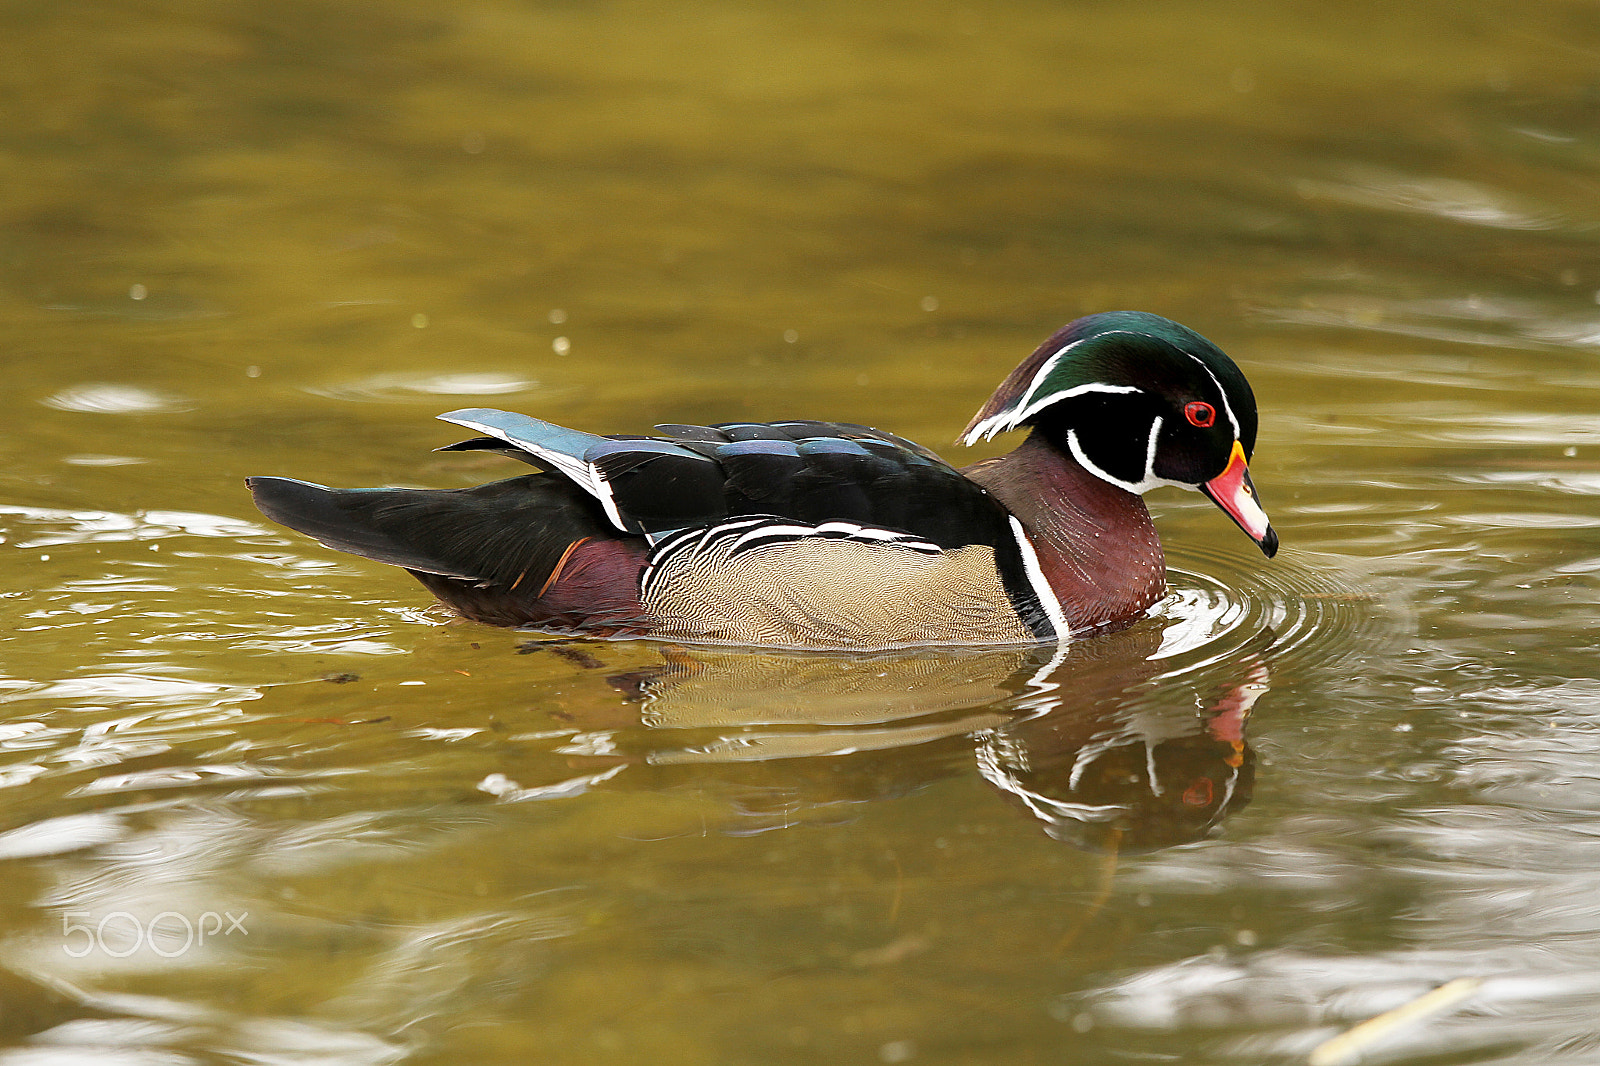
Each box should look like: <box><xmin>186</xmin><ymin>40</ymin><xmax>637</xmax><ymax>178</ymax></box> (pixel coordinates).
<box><xmin>730</xmin><ymin>523</ymin><xmax>818</xmax><ymax>553</ymax></box>
<box><xmin>443</xmin><ymin>414</ymin><xmax>631</xmax><ymax>530</ymax></box>
<box><xmin>641</xmin><ymin>518</ymin><xmax>947</xmax><ymax>598</ymax></box>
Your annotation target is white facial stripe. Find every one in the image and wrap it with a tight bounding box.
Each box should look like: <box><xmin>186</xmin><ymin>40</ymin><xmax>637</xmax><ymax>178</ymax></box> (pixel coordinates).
<box><xmin>1144</xmin><ymin>415</ymin><xmax>1164</xmax><ymax>484</ymax></box>
<box><xmin>1007</xmin><ymin>515</ymin><xmax>1069</xmax><ymax>642</ymax></box>
<box><xmin>963</xmin><ymin>383</ymin><xmax>1143</xmax><ymax>445</ymax></box>
<box><xmin>1066</xmin><ymin>427</ymin><xmax>1135</xmax><ymax>493</ymax></box>
<box><xmin>1182</xmin><ymin>351</ymin><xmax>1240</xmax><ymax>439</ymax></box>
<box><xmin>1008</xmin><ymin>383</ymin><xmax>1144</xmax><ymax>438</ymax></box>
<box><xmin>961</xmin><ymin>329</ymin><xmax>1155</xmax><ymax>445</ymax></box>
<box><xmin>1067</xmin><ymin>424</ymin><xmax>1188</xmax><ymax>497</ymax></box>
<box><xmin>1015</xmin><ymin>336</ymin><xmax>1089</xmax><ymax>413</ymax></box>
<box><xmin>963</xmin><ymin>332</ymin><xmax>1248</xmax><ymax>451</ymax></box>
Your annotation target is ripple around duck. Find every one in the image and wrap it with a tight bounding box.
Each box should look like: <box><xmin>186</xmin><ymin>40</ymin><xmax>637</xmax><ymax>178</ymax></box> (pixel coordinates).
<box><xmin>1154</xmin><ymin>545</ymin><xmax>1381</xmax><ymax>682</ymax></box>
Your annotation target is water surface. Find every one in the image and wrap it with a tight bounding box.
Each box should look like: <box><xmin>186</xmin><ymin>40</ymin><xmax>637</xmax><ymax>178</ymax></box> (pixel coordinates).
<box><xmin>2</xmin><ymin>1</ymin><xmax>1599</xmax><ymax>1063</ymax></box>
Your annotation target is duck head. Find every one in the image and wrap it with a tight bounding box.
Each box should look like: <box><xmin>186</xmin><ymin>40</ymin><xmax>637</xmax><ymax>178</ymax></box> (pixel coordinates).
<box><xmin>961</xmin><ymin>311</ymin><xmax>1277</xmax><ymax>557</ymax></box>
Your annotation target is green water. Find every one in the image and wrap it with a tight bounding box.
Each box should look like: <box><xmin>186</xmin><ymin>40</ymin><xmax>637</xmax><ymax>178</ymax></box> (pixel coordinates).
<box><xmin>2</xmin><ymin>1</ymin><xmax>1599</xmax><ymax>1062</ymax></box>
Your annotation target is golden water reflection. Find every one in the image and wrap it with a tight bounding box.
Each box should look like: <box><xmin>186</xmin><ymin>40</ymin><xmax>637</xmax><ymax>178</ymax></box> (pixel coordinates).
<box><xmin>4</xmin><ymin>0</ymin><xmax>1600</xmax><ymax>1061</ymax></box>
<box><xmin>503</xmin><ymin>625</ymin><xmax>1265</xmax><ymax>853</ymax></box>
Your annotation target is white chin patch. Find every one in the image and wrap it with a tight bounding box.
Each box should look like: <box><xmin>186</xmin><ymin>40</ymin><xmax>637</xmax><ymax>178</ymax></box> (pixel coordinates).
<box><xmin>1066</xmin><ymin>420</ymin><xmax>1184</xmax><ymax>496</ymax></box>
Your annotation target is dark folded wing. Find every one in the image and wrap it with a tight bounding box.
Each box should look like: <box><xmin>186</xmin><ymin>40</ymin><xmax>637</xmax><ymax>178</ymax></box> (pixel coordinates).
<box><xmin>435</xmin><ymin>409</ymin><xmax>1012</xmax><ymax>549</ymax></box>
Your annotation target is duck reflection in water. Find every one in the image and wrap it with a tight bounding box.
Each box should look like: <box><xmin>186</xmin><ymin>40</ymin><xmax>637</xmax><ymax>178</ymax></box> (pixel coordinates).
<box><xmin>972</xmin><ymin>636</ymin><xmax>1264</xmax><ymax>853</ymax></box>
<box><xmin>509</xmin><ymin>620</ymin><xmax>1266</xmax><ymax>853</ymax></box>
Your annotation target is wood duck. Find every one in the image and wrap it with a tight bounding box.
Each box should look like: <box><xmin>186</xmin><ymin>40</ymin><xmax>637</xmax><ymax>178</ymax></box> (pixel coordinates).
<box><xmin>248</xmin><ymin>311</ymin><xmax>1275</xmax><ymax>650</ymax></box>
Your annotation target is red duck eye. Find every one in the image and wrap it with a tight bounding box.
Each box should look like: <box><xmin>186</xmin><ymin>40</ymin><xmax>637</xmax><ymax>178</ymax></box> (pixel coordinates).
<box><xmin>1184</xmin><ymin>401</ymin><xmax>1216</xmax><ymax>428</ymax></box>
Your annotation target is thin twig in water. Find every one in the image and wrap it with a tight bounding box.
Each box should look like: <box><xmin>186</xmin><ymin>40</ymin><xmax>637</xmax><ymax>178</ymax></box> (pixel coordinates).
<box><xmin>1308</xmin><ymin>977</ymin><xmax>1482</xmax><ymax>1066</ymax></box>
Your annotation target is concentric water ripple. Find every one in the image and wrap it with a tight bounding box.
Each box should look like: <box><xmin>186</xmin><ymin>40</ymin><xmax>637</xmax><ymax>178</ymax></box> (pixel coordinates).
<box><xmin>1154</xmin><ymin>545</ymin><xmax>1383</xmax><ymax>679</ymax></box>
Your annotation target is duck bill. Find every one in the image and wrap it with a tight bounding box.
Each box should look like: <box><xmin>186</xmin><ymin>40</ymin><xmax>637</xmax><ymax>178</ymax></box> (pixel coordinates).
<box><xmin>1200</xmin><ymin>441</ymin><xmax>1278</xmax><ymax>558</ymax></box>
